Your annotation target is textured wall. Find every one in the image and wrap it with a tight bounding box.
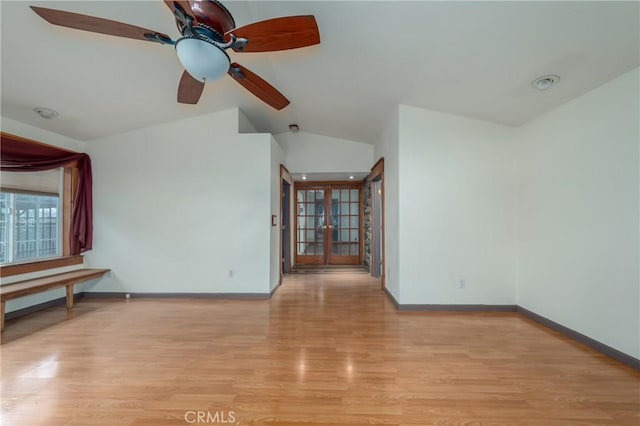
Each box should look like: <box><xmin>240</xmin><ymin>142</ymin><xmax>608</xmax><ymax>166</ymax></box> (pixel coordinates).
<box><xmin>363</xmin><ymin>179</ymin><xmax>372</xmax><ymax>270</ymax></box>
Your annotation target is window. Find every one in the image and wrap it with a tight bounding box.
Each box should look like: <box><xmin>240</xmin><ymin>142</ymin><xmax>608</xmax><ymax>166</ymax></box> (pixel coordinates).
<box><xmin>0</xmin><ymin>168</ymin><xmax>63</xmax><ymax>265</ymax></box>
<box><xmin>0</xmin><ymin>133</ymin><xmax>91</xmax><ymax>276</ymax></box>
<box><xmin>0</xmin><ymin>191</ymin><xmax>60</xmax><ymax>264</ymax></box>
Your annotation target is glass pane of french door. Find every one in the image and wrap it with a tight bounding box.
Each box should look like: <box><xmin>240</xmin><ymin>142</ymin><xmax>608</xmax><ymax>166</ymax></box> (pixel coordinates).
<box><xmin>295</xmin><ymin>189</ymin><xmax>325</xmax><ymax>263</ymax></box>
<box><xmin>329</xmin><ymin>188</ymin><xmax>360</xmax><ymax>264</ymax></box>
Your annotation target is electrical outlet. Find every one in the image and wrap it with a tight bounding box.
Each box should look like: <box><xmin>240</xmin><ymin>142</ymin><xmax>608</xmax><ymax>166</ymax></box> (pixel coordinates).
<box><xmin>458</xmin><ymin>279</ymin><xmax>466</xmax><ymax>289</ymax></box>
<box><xmin>228</xmin><ymin>269</ymin><xmax>234</xmax><ymax>279</ymax></box>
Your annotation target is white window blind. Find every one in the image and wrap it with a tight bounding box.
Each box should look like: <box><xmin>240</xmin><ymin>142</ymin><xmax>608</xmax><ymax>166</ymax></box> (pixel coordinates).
<box><xmin>0</xmin><ymin>169</ymin><xmax>61</xmax><ymax>195</ymax></box>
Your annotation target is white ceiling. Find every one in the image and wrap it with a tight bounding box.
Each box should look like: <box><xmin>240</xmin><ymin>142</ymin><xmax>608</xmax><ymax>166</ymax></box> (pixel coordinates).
<box><xmin>1</xmin><ymin>1</ymin><xmax>638</xmax><ymax>144</ymax></box>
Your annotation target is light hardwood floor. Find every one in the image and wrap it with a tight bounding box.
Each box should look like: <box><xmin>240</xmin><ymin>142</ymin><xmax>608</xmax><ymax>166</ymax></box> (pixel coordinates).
<box><xmin>1</xmin><ymin>270</ymin><xmax>638</xmax><ymax>425</ymax></box>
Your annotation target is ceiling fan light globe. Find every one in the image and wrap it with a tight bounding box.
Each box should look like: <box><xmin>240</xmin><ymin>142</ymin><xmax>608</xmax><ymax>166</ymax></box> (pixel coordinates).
<box><xmin>175</xmin><ymin>37</ymin><xmax>230</xmax><ymax>82</ymax></box>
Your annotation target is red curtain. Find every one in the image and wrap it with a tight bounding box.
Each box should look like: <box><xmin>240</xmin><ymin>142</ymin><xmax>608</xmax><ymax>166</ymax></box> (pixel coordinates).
<box><xmin>1</xmin><ymin>134</ymin><xmax>93</xmax><ymax>255</ymax></box>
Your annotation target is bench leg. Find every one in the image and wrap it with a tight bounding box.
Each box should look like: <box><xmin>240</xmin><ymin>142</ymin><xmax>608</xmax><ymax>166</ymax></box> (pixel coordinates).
<box><xmin>1</xmin><ymin>301</ymin><xmax>5</xmax><ymax>332</ymax></box>
<box><xmin>66</xmin><ymin>285</ymin><xmax>74</xmax><ymax>309</ymax></box>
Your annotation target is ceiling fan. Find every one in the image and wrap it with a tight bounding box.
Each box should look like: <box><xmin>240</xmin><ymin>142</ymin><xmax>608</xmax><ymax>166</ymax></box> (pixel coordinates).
<box><xmin>30</xmin><ymin>1</ymin><xmax>321</xmax><ymax>110</ymax></box>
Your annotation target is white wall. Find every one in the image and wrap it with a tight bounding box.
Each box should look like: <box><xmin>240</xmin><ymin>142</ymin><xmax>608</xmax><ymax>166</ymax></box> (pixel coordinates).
<box><xmin>83</xmin><ymin>108</ymin><xmax>274</xmax><ymax>295</ymax></box>
<box><xmin>270</xmin><ymin>136</ymin><xmax>285</xmax><ymax>291</ymax></box>
<box><xmin>0</xmin><ymin>116</ymin><xmax>92</xmax><ymax>313</ymax></box>
<box><xmin>516</xmin><ymin>68</ymin><xmax>639</xmax><ymax>358</ymax></box>
<box><xmin>398</xmin><ymin>105</ymin><xmax>517</xmax><ymax>305</ymax></box>
<box><xmin>374</xmin><ymin>108</ymin><xmax>400</xmax><ymax>301</ymax></box>
<box><xmin>274</xmin><ymin>131</ymin><xmax>373</xmax><ymax>174</ymax></box>
<box><xmin>239</xmin><ymin>111</ymin><xmax>280</xmax><ymax>290</ymax></box>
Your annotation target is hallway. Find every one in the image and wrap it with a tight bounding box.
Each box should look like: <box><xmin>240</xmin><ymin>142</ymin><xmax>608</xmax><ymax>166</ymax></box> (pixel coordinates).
<box><xmin>1</xmin><ymin>271</ymin><xmax>638</xmax><ymax>425</ymax></box>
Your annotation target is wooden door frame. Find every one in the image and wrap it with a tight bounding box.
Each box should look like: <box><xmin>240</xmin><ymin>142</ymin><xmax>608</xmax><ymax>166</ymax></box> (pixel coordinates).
<box><xmin>294</xmin><ymin>181</ymin><xmax>364</xmax><ymax>265</ymax></box>
<box><xmin>369</xmin><ymin>158</ymin><xmax>385</xmax><ymax>290</ymax></box>
<box><xmin>279</xmin><ymin>165</ymin><xmax>294</xmax><ymax>285</ymax></box>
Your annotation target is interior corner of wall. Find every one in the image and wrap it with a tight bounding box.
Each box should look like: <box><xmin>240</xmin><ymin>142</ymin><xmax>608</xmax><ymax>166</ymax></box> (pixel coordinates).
<box><xmin>271</xmin><ymin>136</ymin><xmax>285</xmax><ymax>159</ymax></box>
<box><xmin>397</xmin><ymin>104</ymin><xmax>413</xmax><ymax>119</ymax></box>
<box><xmin>238</xmin><ymin>108</ymin><xmax>259</xmax><ymax>134</ymax></box>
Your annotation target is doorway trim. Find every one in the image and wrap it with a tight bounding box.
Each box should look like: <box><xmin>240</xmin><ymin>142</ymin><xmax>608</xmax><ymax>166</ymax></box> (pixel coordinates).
<box><xmin>280</xmin><ymin>165</ymin><xmax>294</xmax><ymax>286</ymax></box>
<box><xmin>369</xmin><ymin>158</ymin><xmax>385</xmax><ymax>290</ymax></box>
<box><xmin>294</xmin><ymin>180</ymin><xmax>364</xmax><ymax>266</ymax></box>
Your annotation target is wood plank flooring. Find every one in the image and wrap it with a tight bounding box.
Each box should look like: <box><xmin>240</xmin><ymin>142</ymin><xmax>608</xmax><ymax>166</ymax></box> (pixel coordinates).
<box><xmin>1</xmin><ymin>270</ymin><xmax>638</xmax><ymax>425</ymax></box>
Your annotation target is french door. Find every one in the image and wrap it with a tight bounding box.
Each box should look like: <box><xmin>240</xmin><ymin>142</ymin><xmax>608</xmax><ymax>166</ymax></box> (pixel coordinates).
<box><xmin>295</xmin><ymin>182</ymin><xmax>362</xmax><ymax>265</ymax></box>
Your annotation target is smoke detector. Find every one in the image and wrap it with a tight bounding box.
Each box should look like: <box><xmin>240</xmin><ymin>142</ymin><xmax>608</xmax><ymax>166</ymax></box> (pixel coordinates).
<box><xmin>531</xmin><ymin>75</ymin><xmax>560</xmax><ymax>91</ymax></box>
<box><xmin>289</xmin><ymin>124</ymin><xmax>299</xmax><ymax>132</ymax></box>
<box><xmin>33</xmin><ymin>107</ymin><xmax>59</xmax><ymax>119</ymax></box>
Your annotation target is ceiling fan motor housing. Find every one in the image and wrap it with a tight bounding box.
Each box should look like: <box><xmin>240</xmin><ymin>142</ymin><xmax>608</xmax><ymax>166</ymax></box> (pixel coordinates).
<box><xmin>173</xmin><ymin>0</ymin><xmax>236</xmax><ymax>37</ymax></box>
<box><xmin>172</xmin><ymin>1</ymin><xmax>237</xmax><ymax>82</ymax></box>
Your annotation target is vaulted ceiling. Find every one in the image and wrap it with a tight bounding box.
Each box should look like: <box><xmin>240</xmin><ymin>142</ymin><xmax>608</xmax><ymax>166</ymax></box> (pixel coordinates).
<box><xmin>1</xmin><ymin>1</ymin><xmax>638</xmax><ymax>144</ymax></box>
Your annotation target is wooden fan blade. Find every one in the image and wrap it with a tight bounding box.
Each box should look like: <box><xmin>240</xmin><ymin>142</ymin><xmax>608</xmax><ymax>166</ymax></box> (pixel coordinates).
<box><xmin>228</xmin><ymin>63</ymin><xmax>290</xmax><ymax>110</ymax></box>
<box><xmin>226</xmin><ymin>16</ymin><xmax>320</xmax><ymax>53</ymax></box>
<box><xmin>177</xmin><ymin>71</ymin><xmax>205</xmax><ymax>104</ymax></box>
<box><xmin>30</xmin><ymin>6</ymin><xmax>171</xmax><ymax>42</ymax></box>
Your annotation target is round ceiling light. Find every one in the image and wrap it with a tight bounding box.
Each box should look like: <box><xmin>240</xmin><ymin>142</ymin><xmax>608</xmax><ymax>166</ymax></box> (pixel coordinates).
<box><xmin>531</xmin><ymin>75</ymin><xmax>560</xmax><ymax>91</ymax></box>
<box><xmin>175</xmin><ymin>37</ymin><xmax>230</xmax><ymax>82</ymax></box>
<box><xmin>33</xmin><ymin>107</ymin><xmax>59</xmax><ymax>119</ymax></box>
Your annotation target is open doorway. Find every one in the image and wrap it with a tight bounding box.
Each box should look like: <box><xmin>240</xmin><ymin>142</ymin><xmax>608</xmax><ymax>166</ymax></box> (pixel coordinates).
<box><xmin>280</xmin><ymin>166</ymin><xmax>294</xmax><ymax>281</ymax></box>
<box><xmin>282</xmin><ymin>180</ymin><xmax>292</xmax><ymax>273</ymax></box>
<box><xmin>369</xmin><ymin>159</ymin><xmax>385</xmax><ymax>290</ymax></box>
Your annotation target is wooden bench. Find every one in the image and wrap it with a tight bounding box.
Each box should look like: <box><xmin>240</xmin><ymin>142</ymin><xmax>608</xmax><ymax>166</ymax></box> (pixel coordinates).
<box><xmin>0</xmin><ymin>268</ymin><xmax>110</xmax><ymax>331</ymax></box>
